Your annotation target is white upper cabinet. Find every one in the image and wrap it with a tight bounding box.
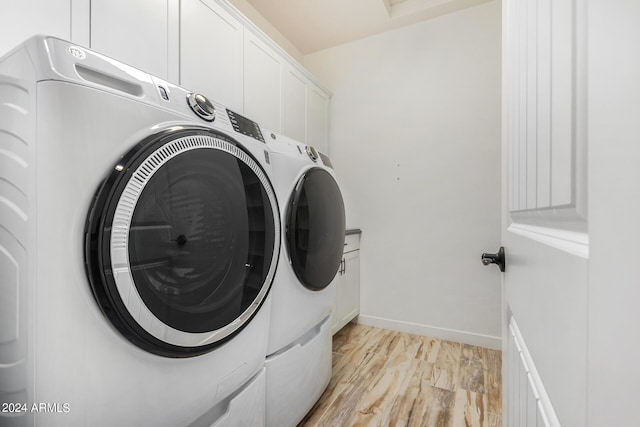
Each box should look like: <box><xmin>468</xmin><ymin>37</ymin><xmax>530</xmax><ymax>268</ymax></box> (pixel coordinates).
<box><xmin>180</xmin><ymin>0</ymin><xmax>244</xmax><ymax>112</ymax></box>
<box><xmin>0</xmin><ymin>0</ymin><xmax>71</xmax><ymax>57</ymax></box>
<box><xmin>90</xmin><ymin>0</ymin><xmax>178</xmax><ymax>82</ymax></box>
<box><xmin>283</xmin><ymin>65</ymin><xmax>308</xmax><ymax>143</ymax></box>
<box><xmin>2</xmin><ymin>0</ymin><xmax>331</xmax><ymax>150</ymax></box>
<box><xmin>307</xmin><ymin>86</ymin><xmax>330</xmax><ymax>154</ymax></box>
<box><xmin>243</xmin><ymin>31</ymin><xmax>283</xmax><ymax>132</ymax></box>
<box><xmin>283</xmin><ymin>65</ymin><xmax>331</xmax><ymax>154</ymax></box>
<box><xmin>244</xmin><ymin>34</ymin><xmax>331</xmax><ymax>150</ymax></box>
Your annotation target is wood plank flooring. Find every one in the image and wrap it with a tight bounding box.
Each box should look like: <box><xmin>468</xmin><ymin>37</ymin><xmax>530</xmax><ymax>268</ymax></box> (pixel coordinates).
<box><xmin>299</xmin><ymin>323</ymin><xmax>502</xmax><ymax>427</ymax></box>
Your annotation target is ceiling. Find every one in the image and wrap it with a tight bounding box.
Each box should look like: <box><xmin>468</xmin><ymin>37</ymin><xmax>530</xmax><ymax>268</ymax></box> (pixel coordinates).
<box><xmin>240</xmin><ymin>0</ymin><xmax>495</xmax><ymax>55</ymax></box>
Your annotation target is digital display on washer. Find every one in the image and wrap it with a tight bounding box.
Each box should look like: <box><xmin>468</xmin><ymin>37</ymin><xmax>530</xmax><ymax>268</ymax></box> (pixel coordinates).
<box><xmin>227</xmin><ymin>109</ymin><xmax>265</xmax><ymax>143</ymax></box>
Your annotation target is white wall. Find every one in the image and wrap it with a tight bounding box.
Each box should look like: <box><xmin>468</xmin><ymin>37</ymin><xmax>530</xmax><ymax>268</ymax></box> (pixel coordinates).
<box><xmin>305</xmin><ymin>1</ymin><xmax>502</xmax><ymax>347</ymax></box>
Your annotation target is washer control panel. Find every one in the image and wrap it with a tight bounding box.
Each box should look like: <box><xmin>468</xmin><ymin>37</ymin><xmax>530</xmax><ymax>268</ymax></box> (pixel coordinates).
<box><xmin>227</xmin><ymin>109</ymin><xmax>265</xmax><ymax>143</ymax></box>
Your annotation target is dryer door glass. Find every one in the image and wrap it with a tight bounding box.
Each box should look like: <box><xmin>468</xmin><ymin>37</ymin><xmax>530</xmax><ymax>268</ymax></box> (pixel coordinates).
<box><xmin>287</xmin><ymin>167</ymin><xmax>345</xmax><ymax>291</ymax></box>
<box><xmin>85</xmin><ymin>129</ymin><xmax>280</xmax><ymax>357</ymax></box>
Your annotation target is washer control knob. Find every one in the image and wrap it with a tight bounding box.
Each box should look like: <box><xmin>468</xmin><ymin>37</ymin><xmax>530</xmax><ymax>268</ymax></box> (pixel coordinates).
<box><xmin>305</xmin><ymin>145</ymin><xmax>319</xmax><ymax>162</ymax></box>
<box><xmin>187</xmin><ymin>93</ymin><xmax>216</xmax><ymax>122</ymax></box>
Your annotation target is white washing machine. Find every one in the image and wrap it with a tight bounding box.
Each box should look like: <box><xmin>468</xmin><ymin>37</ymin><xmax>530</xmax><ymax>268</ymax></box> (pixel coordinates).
<box><xmin>262</xmin><ymin>132</ymin><xmax>345</xmax><ymax>427</ymax></box>
<box><xmin>0</xmin><ymin>36</ymin><xmax>281</xmax><ymax>427</ymax></box>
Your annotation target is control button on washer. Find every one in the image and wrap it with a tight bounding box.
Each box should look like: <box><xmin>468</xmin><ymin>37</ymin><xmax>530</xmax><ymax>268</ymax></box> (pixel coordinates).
<box><xmin>187</xmin><ymin>93</ymin><xmax>216</xmax><ymax>122</ymax></box>
<box><xmin>305</xmin><ymin>145</ymin><xmax>319</xmax><ymax>162</ymax></box>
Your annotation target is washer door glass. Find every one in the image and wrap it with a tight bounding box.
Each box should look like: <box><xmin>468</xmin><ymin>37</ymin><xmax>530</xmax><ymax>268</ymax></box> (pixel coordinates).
<box><xmin>85</xmin><ymin>129</ymin><xmax>279</xmax><ymax>357</ymax></box>
<box><xmin>287</xmin><ymin>167</ymin><xmax>345</xmax><ymax>291</ymax></box>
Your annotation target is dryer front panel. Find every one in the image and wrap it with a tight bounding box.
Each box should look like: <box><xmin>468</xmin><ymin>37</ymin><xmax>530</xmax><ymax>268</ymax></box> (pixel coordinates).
<box><xmin>287</xmin><ymin>167</ymin><xmax>345</xmax><ymax>291</ymax></box>
<box><xmin>85</xmin><ymin>128</ymin><xmax>280</xmax><ymax>357</ymax></box>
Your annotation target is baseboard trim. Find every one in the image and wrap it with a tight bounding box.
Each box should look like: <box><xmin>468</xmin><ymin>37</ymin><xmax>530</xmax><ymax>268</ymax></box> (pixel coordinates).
<box><xmin>356</xmin><ymin>315</ymin><xmax>502</xmax><ymax>350</ymax></box>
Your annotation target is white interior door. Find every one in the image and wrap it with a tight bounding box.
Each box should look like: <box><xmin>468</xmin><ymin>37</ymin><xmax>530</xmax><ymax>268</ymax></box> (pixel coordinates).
<box><xmin>503</xmin><ymin>0</ymin><xmax>640</xmax><ymax>425</ymax></box>
<box><xmin>587</xmin><ymin>1</ymin><xmax>640</xmax><ymax>426</ymax></box>
<box><xmin>501</xmin><ymin>0</ymin><xmax>588</xmax><ymax>425</ymax></box>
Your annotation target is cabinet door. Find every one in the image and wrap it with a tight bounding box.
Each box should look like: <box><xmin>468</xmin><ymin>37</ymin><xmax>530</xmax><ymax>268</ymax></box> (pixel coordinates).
<box><xmin>243</xmin><ymin>31</ymin><xmax>282</xmax><ymax>132</ymax></box>
<box><xmin>181</xmin><ymin>0</ymin><xmax>243</xmax><ymax>112</ymax></box>
<box><xmin>91</xmin><ymin>0</ymin><xmax>172</xmax><ymax>80</ymax></box>
<box><xmin>0</xmin><ymin>0</ymin><xmax>71</xmax><ymax>57</ymax></box>
<box><xmin>335</xmin><ymin>250</ymin><xmax>360</xmax><ymax>331</ymax></box>
<box><xmin>283</xmin><ymin>65</ymin><xmax>307</xmax><ymax>142</ymax></box>
<box><xmin>307</xmin><ymin>85</ymin><xmax>330</xmax><ymax>154</ymax></box>
<box><xmin>503</xmin><ymin>0</ymin><xmax>587</xmax><ymax>425</ymax></box>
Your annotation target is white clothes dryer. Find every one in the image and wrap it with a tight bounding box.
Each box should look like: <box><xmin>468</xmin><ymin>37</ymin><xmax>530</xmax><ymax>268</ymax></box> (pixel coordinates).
<box><xmin>262</xmin><ymin>132</ymin><xmax>345</xmax><ymax>427</ymax></box>
<box><xmin>0</xmin><ymin>36</ymin><xmax>280</xmax><ymax>427</ymax></box>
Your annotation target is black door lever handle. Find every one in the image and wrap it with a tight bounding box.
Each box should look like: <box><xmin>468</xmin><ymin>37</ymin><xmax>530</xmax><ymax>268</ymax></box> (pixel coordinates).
<box><xmin>481</xmin><ymin>247</ymin><xmax>505</xmax><ymax>272</ymax></box>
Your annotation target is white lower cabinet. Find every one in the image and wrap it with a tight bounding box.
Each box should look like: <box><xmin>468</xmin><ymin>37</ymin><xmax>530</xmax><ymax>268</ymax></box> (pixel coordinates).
<box><xmin>333</xmin><ymin>231</ymin><xmax>361</xmax><ymax>334</ymax></box>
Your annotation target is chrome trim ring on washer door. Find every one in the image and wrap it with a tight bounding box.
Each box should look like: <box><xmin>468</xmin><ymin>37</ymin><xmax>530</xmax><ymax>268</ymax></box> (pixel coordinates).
<box><xmin>85</xmin><ymin>128</ymin><xmax>280</xmax><ymax>357</ymax></box>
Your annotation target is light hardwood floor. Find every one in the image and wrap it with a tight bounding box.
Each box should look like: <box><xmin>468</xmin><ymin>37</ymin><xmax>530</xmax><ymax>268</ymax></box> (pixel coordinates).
<box><xmin>299</xmin><ymin>323</ymin><xmax>502</xmax><ymax>427</ymax></box>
